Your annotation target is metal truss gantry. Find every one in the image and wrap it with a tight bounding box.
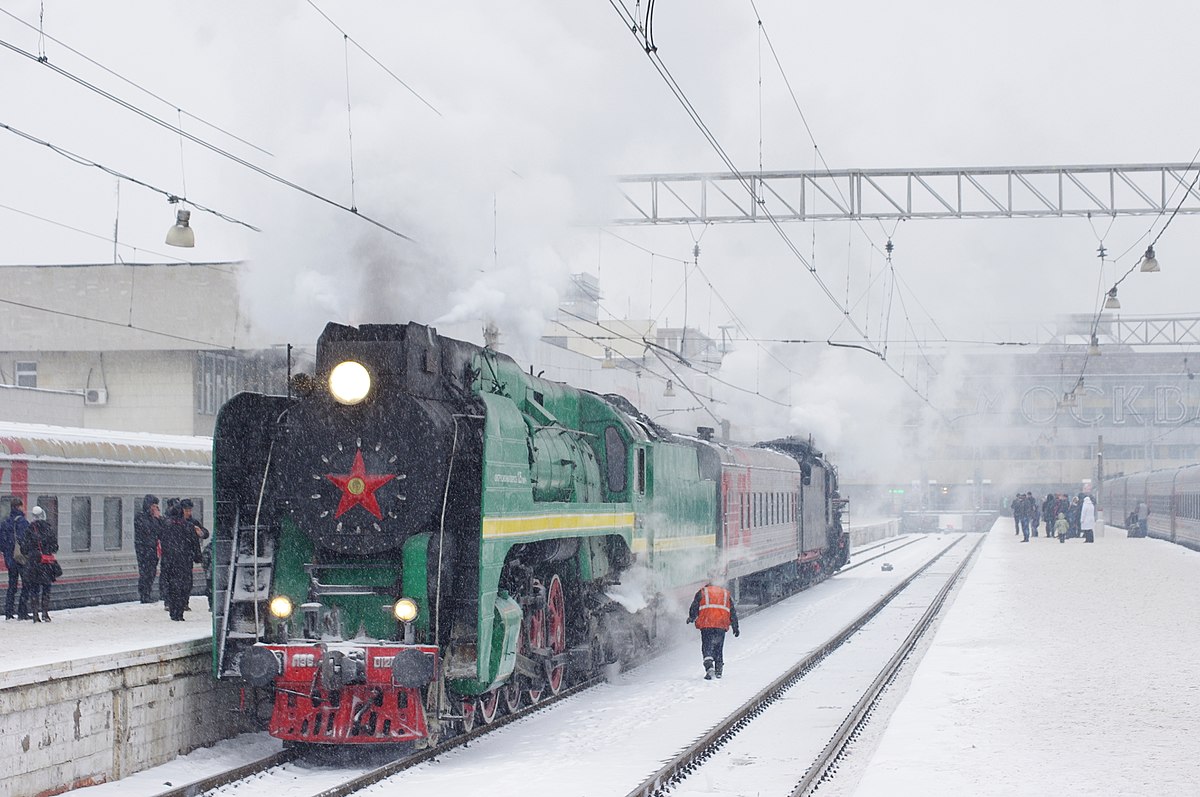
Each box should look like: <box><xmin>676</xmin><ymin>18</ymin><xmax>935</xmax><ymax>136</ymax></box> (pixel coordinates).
<box><xmin>614</xmin><ymin>164</ymin><xmax>1200</xmax><ymax>225</ymax></box>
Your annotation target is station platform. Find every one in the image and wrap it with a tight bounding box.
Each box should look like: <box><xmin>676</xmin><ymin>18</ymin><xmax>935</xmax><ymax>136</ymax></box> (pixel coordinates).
<box><xmin>0</xmin><ymin>597</ymin><xmax>243</xmax><ymax>797</ymax></box>
<box><xmin>835</xmin><ymin>518</ymin><xmax>1200</xmax><ymax>797</ymax></box>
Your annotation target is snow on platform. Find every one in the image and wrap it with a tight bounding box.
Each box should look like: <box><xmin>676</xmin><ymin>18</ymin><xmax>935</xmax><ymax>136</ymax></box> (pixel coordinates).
<box><xmin>833</xmin><ymin>519</ymin><xmax>1200</xmax><ymax>797</ymax></box>
<box><xmin>0</xmin><ymin>596</ymin><xmax>210</xmax><ymax>690</ymax></box>
<box><xmin>48</xmin><ymin>524</ymin><xmax>1200</xmax><ymax>797</ymax></box>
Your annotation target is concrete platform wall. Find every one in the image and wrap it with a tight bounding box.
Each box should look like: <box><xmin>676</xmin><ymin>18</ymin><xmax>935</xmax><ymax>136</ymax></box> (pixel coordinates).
<box><xmin>0</xmin><ymin>640</ymin><xmax>245</xmax><ymax>797</ymax></box>
<box><xmin>849</xmin><ymin>518</ymin><xmax>901</xmax><ymax>546</ymax></box>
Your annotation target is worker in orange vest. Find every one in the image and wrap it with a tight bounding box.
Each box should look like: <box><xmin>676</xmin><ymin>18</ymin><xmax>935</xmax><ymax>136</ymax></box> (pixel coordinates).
<box><xmin>686</xmin><ymin>577</ymin><xmax>740</xmax><ymax>679</ymax></box>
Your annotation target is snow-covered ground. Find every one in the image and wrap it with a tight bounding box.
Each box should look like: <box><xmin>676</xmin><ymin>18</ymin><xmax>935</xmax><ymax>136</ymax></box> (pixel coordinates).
<box><xmin>829</xmin><ymin>520</ymin><xmax>1200</xmax><ymax>797</ymax></box>
<box><xmin>0</xmin><ymin>596</ymin><xmax>209</xmax><ymax>688</ymax></box>
<box><xmin>56</xmin><ymin>522</ymin><xmax>1200</xmax><ymax>796</ymax></box>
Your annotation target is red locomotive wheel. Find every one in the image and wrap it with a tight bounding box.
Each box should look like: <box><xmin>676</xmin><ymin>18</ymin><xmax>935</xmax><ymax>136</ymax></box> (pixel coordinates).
<box><xmin>526</xmin><ymin>589</ymin><xmax>547</xmax><ymax>705</ymax></box>
<box><xmin>501</xmin><ymin>675</ymin><xmax>523</xmax><ymax>714</ymax></box>
<box><xmin>459</xmin><ymin>695</ymin><xmax>476</xmax><ymax>733</ymax></box>
<box><xmin>477</xmin><ymin>688</ymin><xmax>501</xmax><ymax>724</ymax></box>
<box><xmin>546</xmin><ymin>573</ymin><xmax>567</xmax><ymax>695</ymax></box>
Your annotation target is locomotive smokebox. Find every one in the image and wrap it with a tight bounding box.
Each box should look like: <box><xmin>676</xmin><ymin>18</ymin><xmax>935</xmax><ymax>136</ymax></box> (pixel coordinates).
<box><xmin>277</xmin><ymin>322</ymin><xmax>481</xmax><ymax>555</ymax></box>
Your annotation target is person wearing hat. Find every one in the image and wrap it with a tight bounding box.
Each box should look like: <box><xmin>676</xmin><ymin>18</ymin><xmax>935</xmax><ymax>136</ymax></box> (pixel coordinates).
<box><xmin>0</xmin><ymin>497</ymin><xmax>31</xmax><ymax>620</ymax></box>
<box><xmin>134</xmin><ymin>495</ymin><xmax>164</xmax><ymax>603</ymax></box>
<box><xmin>180</xmin><ymin>499</ymin><xmax>212</xmax><ymax>611</ymax></box>
<box><xmin>159</xmin><ymin>499</ymin><xmax>201</xmax><ymax>621</ymax></box>
<box><xmin>21</xmin><ymin>506</ymin><xmax>59</xmax><ymax>622</ymax></box>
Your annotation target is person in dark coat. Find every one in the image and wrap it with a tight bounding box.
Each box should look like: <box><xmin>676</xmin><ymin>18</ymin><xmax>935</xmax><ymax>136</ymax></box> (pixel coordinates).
<box><xmin>21</xmin><ymin>506</ymin><xmax>59</xmax><ymax>622</ymax></box>
<box><xmin>1042</xmin><ymin>494</ymin><xmax>1055</xmax><ymax>540</ymax></box>
<box><xmin>134</xmin><ymin>495</ymin><xmax>163</xmax><ymax>603</ymax></box>
<box><xmin>0</xmin><ymin>498</ymin><xmax>31</xmax><ymax>620</ymax></box>
<box><xmin>1010</xmin><ymin>495</ymin><xmax>1022</xmax><ymax>536</ymax></box>
<box><xmin>159</xmin><ymin>500</ymin><xmax>201</xmax><ymax>621</ymax></box>
<box><xmin>686</xmin><ymin>576</ymin><xmax>740</xmax><ymax>679</ymax></box>
<box><xmin>1067</xmin><ymin>495</ymin><xmax>1082</xmax><ymax>539</ymax></box>
<box><xmin>180</xmin><ymin>499</ymin><xmax>212</xmax><ymax>611</ymax></box>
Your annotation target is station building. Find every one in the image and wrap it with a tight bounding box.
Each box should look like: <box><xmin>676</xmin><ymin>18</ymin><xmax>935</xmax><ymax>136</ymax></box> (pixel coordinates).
<box><xmin>0</xmin><ymin>261</ymin><xmax>284</xmax><ymax>435</ymax></box>
<box><xmin>865</xmin><ymin>314</ymin><xmax>1200</xmax><ymax>513</ymax></box>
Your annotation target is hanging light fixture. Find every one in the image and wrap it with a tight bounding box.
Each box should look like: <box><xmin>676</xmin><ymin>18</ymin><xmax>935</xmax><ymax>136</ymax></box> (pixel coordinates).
<box><xmin>1104</xmin><ymin>287</ymin><xmax>1121</xmax><ymax>310</ymax></box>
<box><xmin>1088</xmin><ymin>334</ymin><xmax>1102</xmax><ymax>356</ymax></box>
<box><xmin>1140</xmin><ymin>245</ymin><xmax>1159</xmax><ymax>272</ymax></box>
<box><xmin>664</xmin><ymin>379</ymin><xmax>676</xmax><ymax>397</ymax></box>
<box><xmin>601</xmin><ymin>347</ymin><xmax>616</xmax><ymax>369</ymax></box>
<box><xmin>165</xmin><ymin>208</ymin><xmax>195</xmax><ymax>248</ymax></box>
<box><xmin>1060</xmin><ymin>390</ymin><xmax>1077</xmax><ymax>409</ymax></box>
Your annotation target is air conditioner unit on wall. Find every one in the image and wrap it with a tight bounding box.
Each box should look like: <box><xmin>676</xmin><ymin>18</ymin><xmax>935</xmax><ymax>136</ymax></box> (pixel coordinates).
<box><xmin>85</xmin><ymin>389</ymin><xmax>108</xmax><ymax>406</ymax></box>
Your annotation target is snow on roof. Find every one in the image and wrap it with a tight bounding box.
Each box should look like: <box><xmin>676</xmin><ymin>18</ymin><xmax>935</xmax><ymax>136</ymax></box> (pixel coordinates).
<box><xmin>0</xmin><ymin>420</ymin><xmax>211</xmax><ymax>466</ymax></box>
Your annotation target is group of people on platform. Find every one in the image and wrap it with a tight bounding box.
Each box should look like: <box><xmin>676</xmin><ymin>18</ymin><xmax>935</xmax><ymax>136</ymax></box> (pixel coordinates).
<box><xmin>1011</xmin><ymin>491</ymin><xmax>1096</xmax><ymax>544</ymax></box>
<box><xmin>134</xmin><ymin>495</ymin><xmax>211</xmax><ymax>621</ymax></box>
<box><xmin>0</xmin><ymin>498</ymin><xmax>62</xmax><ymax>623</ymax></box>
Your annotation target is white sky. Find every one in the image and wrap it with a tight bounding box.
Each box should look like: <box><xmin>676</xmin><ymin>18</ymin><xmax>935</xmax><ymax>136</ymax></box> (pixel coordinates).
<box><xmin>61</xmin><ymin>522</ymin><xmax>1200</xmax><ymax>796</ymax></box>
<box><xmin>4</xmin><ymin>1</ymin><xmax>1200</xmax><ymax>449</ymax></box>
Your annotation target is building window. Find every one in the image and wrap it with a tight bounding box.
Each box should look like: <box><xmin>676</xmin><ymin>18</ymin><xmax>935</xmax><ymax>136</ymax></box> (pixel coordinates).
<box><xmin>36</xmin><ymin>496</ymin><xmax>59</xmax><ymax>545</ymax></box>
<box><xmin>15</xmin><ymin>361</ymin><xmax>36</xmax><ymax>388</ymax></box>
<box><xmin>72</xmin><ymin>496</ymin><xmax>92</xmax><ymax>552</ymax></box>
<box><xmin>103</xmin><ymin>497</ymin><xmax>123</xmax><ymax>550</ymax></box>
<box><xmin>196</xmin><ymin>352</ymin><xmax>242</xmax><ymax>415</ymax></box>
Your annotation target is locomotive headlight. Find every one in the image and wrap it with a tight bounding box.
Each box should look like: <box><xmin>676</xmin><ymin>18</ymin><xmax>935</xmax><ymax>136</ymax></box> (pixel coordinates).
<box><xmin>329</xmin><ymin>360</ymin><xmax>372</xmax><ymax>405</ymax></box>
<box><xmin>269</xmin><ymin>595</ymin><xmax>294</xmax><ymax>619</ymax></box>
<box><xmin>393</xmin><ymin>597</ymin><xmax>419</xmax><ymax>622</ymax></box>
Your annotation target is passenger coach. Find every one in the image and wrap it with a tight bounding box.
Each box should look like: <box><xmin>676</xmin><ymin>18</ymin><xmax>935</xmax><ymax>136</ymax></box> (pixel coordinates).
<box><xmin>0</xmin><ymin>421</ymin><xmax>212</xmax><ymax>608</ymax></box>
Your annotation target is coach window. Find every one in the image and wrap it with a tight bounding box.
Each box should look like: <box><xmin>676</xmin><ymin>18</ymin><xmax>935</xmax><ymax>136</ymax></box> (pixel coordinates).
<box><xmin>603</xmin><ymin>426</ymin><xmax>628</xmax><ymax>494</ymax></box>
<box><xmin>72</xmin><ymin>496</ymin><xmax>92</xmax><ymax>552</ymax></box>
<box><xmin>103</xmin><ymin>497</ymin><xmax>123</xmax><ymax>550</ymax></box>
<box><xmin>36</xmin><ymin>496</ymin><xmax>59</xmax><ymax>544</ymax></box>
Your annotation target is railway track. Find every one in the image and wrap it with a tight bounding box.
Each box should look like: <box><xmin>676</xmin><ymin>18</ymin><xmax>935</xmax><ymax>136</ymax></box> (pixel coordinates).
<box><xmin>626</xmin><ymin>533</ymin><xmax>984</xmax><ymax>797</ymax></box>
<box><xmin>150</xmin><ymin>533</ymin><xmax>952</xmax><ymax>797</ymax></box>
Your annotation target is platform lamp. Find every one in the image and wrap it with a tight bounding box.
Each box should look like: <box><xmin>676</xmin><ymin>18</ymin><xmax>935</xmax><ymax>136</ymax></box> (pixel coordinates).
<box><xmin>1088</xmin><ymin>334</ymin><xmax>1102</xmax><ymax>356</ymax></box>
<box><xmin>1104</xmin><ymin>287</ymin><xmax>1120</xmax><ymax>309</ymax></box>
<box><xmin>165</xmin><ymin>205</ymin><xmax>195</xmax><ymax>248</ymax></box>
<box><xmin>1140</xmin><ymin>245</ymin><xmax>1159</xmax><ymax>272</ymax></box>
<box><xmin>663</xmin><ymin>379</ymin><xmax>676</xmax><ymax>397</ymax></box>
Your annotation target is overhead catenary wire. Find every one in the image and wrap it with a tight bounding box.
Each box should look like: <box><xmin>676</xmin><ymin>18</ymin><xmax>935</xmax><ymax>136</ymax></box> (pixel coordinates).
<box><xmin>0</xmin><ymin>295</ymin><xmax>235</xmax><ymax>349</ymax></box>
<box><xmin>305</xmin><ymin>0</ymin><xmax>443</xmax><ymax>118</ymax></box>
<box><xmin>605</xmin><ymin>1</ymin><xmax>936</xmax><ymax>411</ymax></box>
<box><xmin>747</xmin><ymin>0</ymin><xmax>945</xmax><ymax>366</ymax></box>
<box><xmin>0</xmin><ymin>200</ymin><xmax>230</xmax><ymax>266</ymax></box>
<box><xmin>0</xmin><ymin>37</ymin><xmax>415</xmax><ymax>242</ymax></box>
<box><xmin>0</xmin><ymin>120</ymin><xmax>259</xmax><ymax>231</ymax></box>
<box><xmin>0</xmin><ymin>5</ymin><xmax>274</xmax><ymax>157</ymax></box>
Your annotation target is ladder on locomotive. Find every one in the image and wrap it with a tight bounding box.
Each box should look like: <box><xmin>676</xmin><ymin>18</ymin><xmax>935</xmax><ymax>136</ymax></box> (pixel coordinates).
<box><xmin>214</xmin><ymin>504</ymin><xmax>278</xmax><ymax>678</ymax></box>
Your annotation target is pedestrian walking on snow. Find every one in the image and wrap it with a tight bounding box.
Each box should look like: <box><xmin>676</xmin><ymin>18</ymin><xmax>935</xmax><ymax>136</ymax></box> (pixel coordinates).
<box><xmin>687</xmin><ymin>576</ymin><xmax>739</xmax><ymax>680</ymax></box>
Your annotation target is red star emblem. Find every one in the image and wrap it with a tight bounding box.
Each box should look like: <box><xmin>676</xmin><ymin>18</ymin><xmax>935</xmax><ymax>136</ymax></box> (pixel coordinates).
<box><xmin>325</xmin><ymin>449</ymin><xmax>395</xmax><ymax>519</ymax></box>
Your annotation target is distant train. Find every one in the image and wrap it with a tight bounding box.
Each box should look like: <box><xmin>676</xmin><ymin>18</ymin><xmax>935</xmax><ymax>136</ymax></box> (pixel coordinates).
<box><xmin>213</xmin><ymin>321</ymin><xmax>849</xmax><ymax>745</ymax></box>
<box><xmin>0</xmin><ymin>422</ymin><xmax>212</xmax><ymax>608</ymax></box>
<box><xmin>1106</xmin><ymin>465</ymin><xmax>1200</xmax><ymax>551</ymax></box>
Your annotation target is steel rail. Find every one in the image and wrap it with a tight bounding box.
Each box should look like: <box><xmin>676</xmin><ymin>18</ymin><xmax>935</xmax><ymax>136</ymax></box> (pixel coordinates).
<box><xmin>622</xmin><ymin>534</ymin><xmax>975</xmax><ymax>797</ymax></box>
<box><xmin>789</xmin><ymin>533</ymin><xmax>985</xmax><ymax>796</ymax></box>
<box><xmin>153</xmin><ymin>749</ymin><xmax>298</xmax><ymax>797</ymax></box>
<box><xmin>149</xmin><ymin>532</ymin><xmax>881</xmax><ymax>797</ymax></box>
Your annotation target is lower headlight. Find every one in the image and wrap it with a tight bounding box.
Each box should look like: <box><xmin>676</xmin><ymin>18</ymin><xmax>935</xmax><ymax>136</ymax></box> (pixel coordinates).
<box><xmin>393</xmin><ymin>597</ymin><xmax>419</xmax><ymax>622</ymax></box>
<box><xmin>269</xmin><ymin>595</ymin><xmax>294</xmax><ymax>618</ymax></box>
